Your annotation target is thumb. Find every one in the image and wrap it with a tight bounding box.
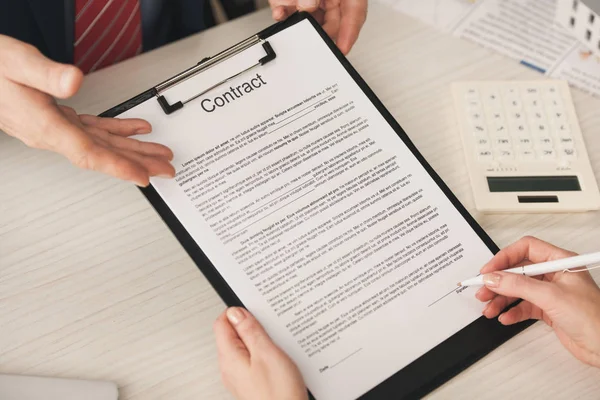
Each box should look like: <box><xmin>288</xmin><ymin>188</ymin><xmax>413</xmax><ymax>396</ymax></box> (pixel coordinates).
<box><xmin>483</xmin><ymin>272</ymin><xmax>558</xmax><ymax>311</ymax></box>
<box><xmin>226</xmin><ymin>307</ymin><xmax>275</xmax><ymax>354</ymax></box>
<box><xmin>4</xmin><ymin>38</ymin><xmax>83</xmax><ymax>98</ymax></box>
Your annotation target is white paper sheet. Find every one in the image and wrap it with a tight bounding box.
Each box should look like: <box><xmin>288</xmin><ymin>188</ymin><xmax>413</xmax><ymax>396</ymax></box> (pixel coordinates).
<box><xmin>549</xmin><ymin>44</ymin><xmax>600</xmax><ymax>96</ymax></box>
<box><xmin>377</xmin><ymin>0</ymin><xmax>600</xmax><ymax>98</ymax></box>
<box><xmin>453</xmin><ymin>0</ymin><xmax>576</xmax><ymax>72</ymax></box>
<box><xmin>121</xmin><ymin>20</ymin><xmax>491</xmax><ymax>400</ymax></box>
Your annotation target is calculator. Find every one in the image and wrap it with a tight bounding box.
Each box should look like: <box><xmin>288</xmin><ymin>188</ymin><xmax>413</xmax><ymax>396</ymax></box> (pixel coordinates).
<box><xmin>452</xmin><ymin>80</ymin><xmax>600</xmax><ymax>213</ymax></box>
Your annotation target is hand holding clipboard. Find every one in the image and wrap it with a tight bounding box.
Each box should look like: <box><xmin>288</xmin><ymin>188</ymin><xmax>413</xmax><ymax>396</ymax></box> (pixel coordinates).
<box><xmin>269</xmin><ymin>0</ymin><xmax>367</xmax><ymax>55</ymax></box>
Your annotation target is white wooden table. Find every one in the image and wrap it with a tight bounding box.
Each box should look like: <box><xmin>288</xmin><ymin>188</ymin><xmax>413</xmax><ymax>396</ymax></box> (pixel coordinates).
<box><xmin>1</xmin><ymin>5</ymin><xmax>600</xmax><ymax>399</ymax></box>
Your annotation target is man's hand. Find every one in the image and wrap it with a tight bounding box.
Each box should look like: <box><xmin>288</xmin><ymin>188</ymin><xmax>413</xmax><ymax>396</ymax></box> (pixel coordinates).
<box><xmin>269</xmin><ymin>0</ymin><xmax>367</xmax><ymax>55</ymax></box>
<box><xmin>477</xmin><ymin>236</ymin><xmax>600</xmax><ymax>368</ymax></box>
<box><xmin>0</xmin><ymin>35</ymin><xmax>175</xmax><ymax>186</ymax></box>
<box><xmin>214</xmin><ymin>307</ymin><xmax>308</xmax><ymax>400</ymax></box>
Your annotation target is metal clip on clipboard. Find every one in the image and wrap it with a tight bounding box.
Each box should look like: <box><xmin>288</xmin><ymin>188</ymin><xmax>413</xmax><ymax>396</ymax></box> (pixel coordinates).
<box><xmin>154</xmin><ymin>36</ymin><xmax>277</xmax><ymax>115</ymax></box>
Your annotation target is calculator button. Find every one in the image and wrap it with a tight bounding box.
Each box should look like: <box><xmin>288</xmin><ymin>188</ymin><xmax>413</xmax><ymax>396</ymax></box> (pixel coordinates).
<box><xmin>508</xmin><ymin>111</ymin><xmax>525</xmax><ymax>123</ymax></box>
<box><xmin>495</xmin><ymin>149</ymin><xmax>514</xmax><ymax>160</ymax></box>
<box><xmin>545</xmin><ymin>96</ymin><xmax>563</xmax><ymax>109</ymax></box>
<box><xmin>558</xmin><ymin>137</ymin><xmax>575</xmax><ymax>148</ymax></box>
<box><xmin>486</xmin><ymin>108</ymin><xmax>504</xmax><ymax>122</ymax></box>
<box><xmin>471</xmin><ymin>124</ymin><xmax>488</xmax><ymax>137</ymax></box>
<box><xmin>494</xmin><ymin>137</ymin><xmax>512</xmax><ymax>148</ymax></box>
<box><xmin>510</xmin><ymin>122</ymin><xmax>528</xmax><ymax>136</ymax></box>
<box><xmin>531</xmin><ymin>123</ymin><xmax>549</xmax><ymax>136</ymax></box>
<box><xmin>553</xmin><ymin>123</ymin><xmax>571</xmax><ymax>135</ymax></box>
<box><xmin>493</xmin><ymin>123</ymin><xmax>508</xmax><ymax>135</ymax></box>
<box><xmin>467</xmin><ymin>102</ymin><xmax>482</xmax><ymax>114</ymax></box>
<box><xmin>505</xmin><ymin>97</ymin><xmax>522</xmax><ymax>110</ymax></box>
<box><xmin>517</xmin><ymin>137</ymin><xmax>533</xmax><ymax>148</ymax></box>
<box><xmin>524</xmin><ymin>87</ymin><xmax>541</xmax><ymax>96</ymax></box>
<box><xmin>469</xmin><ymin>111</ymin><xmax>484</xmax><ymax>123</ymax></box>
<box><xmin>477</xmin><ymin>150</ymin><xmax>494</xmax><ymax>162</ymax></box>
<box><xmin>518</xmin><ymin>149</ymin><xmax>536</xmax><ymax>160</ymax></box>
<box><xmin>484</xmin><ymin>91</ymin><xmax>501</xmax><ymax>107</ymax></box>
<box><xmin>560</xmin><ymin>148</ymin><xmax>577</xmax><ymax>159</ymax></box>
<box><xmin>475</xmin><ymin>137</ymin><xmax>491</xmax><ymax>148</ymax></box>
<box><xmin>538</xmin><ymin>148</ymin><xmax>556</xmax><ymax>159</ymax></box>
<box><xmin>545</xmin><ymin>86</ymin><xmax>562</xmax><ymax>102</ymax></box>
<box><xmin>483</xmin><ymin>89</ymin><xmax>500</xmax><ymax>99</ymax></box>
<box><xmin>465</xmin><ymin>88</ymin><xmax>479</xmax><ymax>100</ymax></box>
<box><xmin>536</xmin><ymin>136</ymin><xmax>553</xmax><ymax>147</ymax></box>
<box><xmin>523</xmin><ymin>86</ymin><xmax>540</xmax><ymax>95</ymax></box>
<box><xmin>527</xmin><ymin>109</ymin><xmax>545</xmax><ymax>121</ymax></box>
<box><xmin>550</xmin><ymin>111</ymin><xmax>567</xmax><ymax>123</ymax></box>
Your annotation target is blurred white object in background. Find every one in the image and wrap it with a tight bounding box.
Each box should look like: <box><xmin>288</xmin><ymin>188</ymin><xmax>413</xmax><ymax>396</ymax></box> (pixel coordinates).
<box><xmin>556</xmin><ymin>0</ymin><xmax>600</xmax><ymax>56</ymax></box>
<box><xmin>0</xmin><ymin>374</ymin><xmax>118</xmax><ymax>400</ymax></box>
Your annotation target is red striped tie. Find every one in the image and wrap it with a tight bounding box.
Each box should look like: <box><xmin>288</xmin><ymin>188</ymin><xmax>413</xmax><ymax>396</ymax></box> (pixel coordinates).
<box><xmin>74</xmin><ymin>0</ymin><xmax>143</xmax><ymax>74</ymax></box>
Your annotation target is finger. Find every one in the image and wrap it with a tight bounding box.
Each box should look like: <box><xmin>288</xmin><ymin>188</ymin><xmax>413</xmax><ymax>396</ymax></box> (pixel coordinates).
<box><xmin>78</xmin><ymin>114</ymin><xmax>152</xmax><ymax>136</ymax></box>
<box><xmin>497</xmin><ymin>301</ymin><xmax>542</xmax><ymax>325</ymax></box>
<box><xmin>272</xmin><ymin>6</ymin><xmax>286</xmax><ymax>20</ymax></box>
<box><xmin>482</xmin><ymin>295</ymin><xmax>519</xmax><ymax>319</ymax></box>
<box><xmin>36</xmin><ymin>110</ymin><xmax>147</xmax><ymax>185</ymax></box>
<box><xmin>336</xmin><ymin>0</ymin><xmax>367</xmax><ymax>54</ymax></box>
<box><xmin>226</xmin><ymin>307</ymin><xmax>276</xmax><ymax>355</ymax></box>
<box><xmin>1</xmin><ymin>35</ymin><xmax>82</xmax><ymax>98</ymax></box>
<box><xmin>321</xmin><ymin>6</ymin><xmax>342</xmax><ymax>43</ymax></box>
<box><xmin>268</xmin><ymin>0</ymin><xmax>297</xmax><ymax>8</ymax></box>
<box><xmin>272</xmin><ymin>5</ymin><xmax>296</xmax><ymax>20</ymax></box>
<box><xmin>480</xmin><ymin>236</ymin><xmax>575</xmax><ymax>274</ymax></box>
<box><xmin>482</xmin><ymin>272</ymin><xmax>560</xmax><ymax>312</ymax></box>
<box><xmin>112</xmin><ymin>147</ymin><xmax>176</xmax><ymax>178</ymax></box>
<box><xmin>214</xmin><ymin>312</ymin><xmax>251</xmax><ymax>364</ymax></box>
<box><xmin>475</xmin><ymin>286</ymin><xmax>497</xmax><ymax>302</ymax></box>
<box><xmin>88</xmin><ymin>127</ymin><xmax>174</xmax><ymax>160</ymax></box>
<box><xmin>70</xmin><ymin>140</ymin><xmax>150</xmax><ymax>186</ymax></box>
<box><xmin>85</xmin><ymin>133</ymin><xmax>174</xmax><ymax>180</ymax></box>
<box><xmin>298</xmin><ymin>0</ymin><xmax>320</xmax><ymax>12</ymax></box>
<box><xmin>480</xmin><ymin>259</ymin><xmax>533</xmax><ymax>279</ymax></box>
<box><xmin>267</xmin><ymin>0</ymin><xmax>297</xmax><ymax>20</ymax></box>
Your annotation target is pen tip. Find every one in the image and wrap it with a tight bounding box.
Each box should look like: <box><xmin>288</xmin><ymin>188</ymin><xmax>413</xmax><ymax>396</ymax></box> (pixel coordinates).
<box><xmin>457</xmin><ymin>282</ymin><xmax>462</xmax><ymax>287</ymax></box>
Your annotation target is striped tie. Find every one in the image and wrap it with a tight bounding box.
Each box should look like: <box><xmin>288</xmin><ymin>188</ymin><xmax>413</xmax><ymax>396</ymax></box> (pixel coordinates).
<box><xmin>74</xmin><ymin>0</ymin><xmax>143</xmax><ymax>74</ymax></box>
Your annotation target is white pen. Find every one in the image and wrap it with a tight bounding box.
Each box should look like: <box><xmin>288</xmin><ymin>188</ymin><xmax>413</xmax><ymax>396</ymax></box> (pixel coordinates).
<box><xmin>458</xmin><ymin>251</ymin><xmax>600</xmax><ymax>287</ymax></box>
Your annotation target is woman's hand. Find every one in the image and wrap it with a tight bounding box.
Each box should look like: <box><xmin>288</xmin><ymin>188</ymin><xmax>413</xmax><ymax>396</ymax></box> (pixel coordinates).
<box><xmin>268</xmin><ymin>0</ymin><xmax>367</xmax><ymax>55</ymax></box>
<box><xmin>476</xmin><ymin>236</ymin><xmax>600</xmax><ymax>368</ymax></box>
<box><xmin>0</xmin><ymin>35</ymin><xmax>175</xmax><ymax>186</ymax></box>
<box><xmin>214</xmin><ymin>307</ymin><xmax>308</xmax><ymax>400</ymax></box>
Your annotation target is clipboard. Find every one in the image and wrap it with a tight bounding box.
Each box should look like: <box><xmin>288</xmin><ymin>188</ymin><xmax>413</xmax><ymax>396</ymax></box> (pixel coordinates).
<box><xmin>100</xmin><ymin>12</ymin><xmax>533</xmax><ymax>400</ymax></box>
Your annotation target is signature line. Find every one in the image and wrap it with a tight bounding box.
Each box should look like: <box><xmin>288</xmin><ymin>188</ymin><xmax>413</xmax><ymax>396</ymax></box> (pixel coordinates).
<box><xmin>331</xmin><ymin>348</ymin><xmax>363</xmax><ymax>369</ymax></box>
<box><xmin>428</xmin><ymin>288</ymin><xmax>459</xmax><ymax>307</ymax></box>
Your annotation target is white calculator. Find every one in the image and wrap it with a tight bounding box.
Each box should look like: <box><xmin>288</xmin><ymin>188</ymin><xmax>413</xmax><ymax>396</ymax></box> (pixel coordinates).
<box><xmin>452</xmin><ymin>80</ymin><xmax>600</xmax><ymax>213</ymax></box>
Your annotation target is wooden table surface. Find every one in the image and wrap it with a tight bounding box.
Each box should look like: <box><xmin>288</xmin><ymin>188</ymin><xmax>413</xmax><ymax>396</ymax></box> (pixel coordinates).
<box><xmin>1</xmin><ymin>4</ymin><xmax>600</xmax><ymax>399</ymax></box>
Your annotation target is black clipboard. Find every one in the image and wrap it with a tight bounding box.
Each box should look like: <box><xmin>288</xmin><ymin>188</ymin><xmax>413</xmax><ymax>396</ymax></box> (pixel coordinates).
<box><xmin>100</xmin><ymin>12</ymin><xmax>533</xmax><ymax>400</ymax></box>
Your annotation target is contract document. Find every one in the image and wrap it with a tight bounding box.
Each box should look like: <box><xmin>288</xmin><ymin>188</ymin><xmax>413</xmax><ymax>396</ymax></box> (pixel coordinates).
<box><xmin>108</xmin><ymin>14</ymin><xmax>522</xmax><ymax>400</ymax></box>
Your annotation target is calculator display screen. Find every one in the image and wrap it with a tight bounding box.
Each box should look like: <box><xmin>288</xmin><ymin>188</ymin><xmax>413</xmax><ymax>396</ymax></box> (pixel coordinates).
<box><xmin>487</xmin><ymin>176</ymin><xmax>581</xmax><ymax>192</ymax></box>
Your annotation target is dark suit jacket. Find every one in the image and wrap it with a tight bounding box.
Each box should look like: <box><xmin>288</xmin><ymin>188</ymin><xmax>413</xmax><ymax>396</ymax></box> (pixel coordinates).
<box><xmin>0</xmin><ymin>0</ymin><xmax>254</xmax><ymax>64</ymax></box>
